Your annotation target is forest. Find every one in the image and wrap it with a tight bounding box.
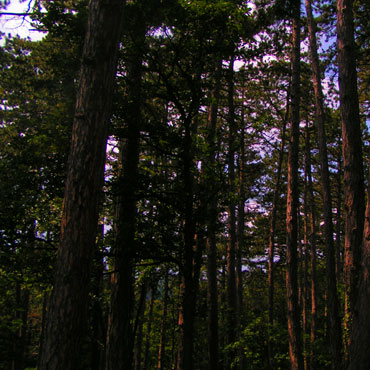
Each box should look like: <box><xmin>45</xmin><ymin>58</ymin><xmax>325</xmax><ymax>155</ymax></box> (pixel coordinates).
<box><xmin>0</xmin><ymin>0</ymin><xmax>369</xmax><ymax>369</ymax></box>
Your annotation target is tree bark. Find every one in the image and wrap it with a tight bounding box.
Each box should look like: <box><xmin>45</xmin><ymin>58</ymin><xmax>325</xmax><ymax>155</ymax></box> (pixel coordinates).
<box><xmin>134</xmin><ymin>281</ymin><xmax>148</xmax><ymax>370</ymax></box>
<box><xmin>348</xmin><ymin>180</ymin><xmax>370</xmax><ymax>369</ymax></box>
<box><xmin>236</xmin><ymin>78</ymin><xmax>246</xmax><ymax>370</ymax></box>
<box><xmin>226</xmin><ymin>55</ymin><xmax>238</xmax><ymax>367</ymax></box>
<box><xmin>205</xmin><ymin>58</ymin><xmax>221</xmax><ymax>370</ymax></box>
<box><xmin>286</xmin><ymin>1</ymin><xmax>303</xmax><ymax>368</ymax></box>
<box><xmin>144</xmin><ymin>284</ymin><xmax>157</xmax><ymax>370</ymax></box>
<box><xmin>176</xmin><ymin>116</ymin><xmax>198</xmax><ymax>370</ymax></box>
<box><xmin>105</xmin><ymin>13</ymin><xmax>145</xmax><ymax>370</ymax></box>
<box><xmin>303</xmin><ymin>123</ymin><xmax>318</xmax><ymax>370</ymax></box>
<box><xmin>38</xmin><ymin>1</ymin><xmax>125</xmax><ymax>368</ymax></box>
<box><xmin>267</xmin><ymin>100</ymin><xmax>288</xmax><ymax>370</ymax></box>
<box><xmin>305</xmin><ymin>2</ymin><xmax>342</xmax><ymax>367</ymax></box>
<box><xmin>158</xmin><ymin>270</ymin><xmax>169</xmax><ymax>370</ymax></box>
<box><xmin>336</xmin><ymin>0</ymin><xmax>365</xmax><ymax>360</ymax></box>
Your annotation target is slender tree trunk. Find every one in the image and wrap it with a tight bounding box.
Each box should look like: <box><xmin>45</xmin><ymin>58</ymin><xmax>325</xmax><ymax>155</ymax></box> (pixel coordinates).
<box><xmin>309</xmin><ymin>203</ymin><xmax>318</xmax><ymax>370</ymax></box>
<box><xmin>349</xmin><ymin>178</ymin><xmax>370</xmax><ymax>369</ymax></box>
<box><xmin>267</xmin><ymin>103</ymin><xmax>288</xmax><ymax>370</ymax></box>
<box><xmin>303</xmin><ymin>123</ymin><xmax>318</xmax><ymax>370</ymax></box>
<box><xmin>12</xmin><ymin>284</ymin><xmax>29</xmax><ymax>370</ymax></box>
<box><xmin>237</xmin><ymin>88</ymin><xmax>246</xmax><ymax>370</ymax></box>
<box><xmin>143</xmin><ymin>285</ymin><xmax>156</xmax><ymax>370</ymax></box>
<box><xmin>335</xmin><ymin>155</ymin><xmax>343</xmax><ymax>284</ymax></box>
<box><xmin>226</xmin><ymin>55</ymin><xmax>238</xmax><ymax>367</ymax></box>
<box><xmin>176</xmin><ymin>116</ymin><xmax>198</xmax><ymax>370</ymax></box>
<box><xmin>302</xmin><ymin>152</ymin><xmax>309</xmax><ymax>370</ymax></box>
<box><xmin>158</xmin><ymin>270</ymin><xmax>169</xmax><ymax>370</ymax></box>
<box><xmin>105</xmin><ymin>15</ymin><xmax>145</xmax><ymax>370</ymax></box>
<box><xmin>90</xmin><ymin>226</ymin><xmax>106</xmax><ymax>370</ymax></box>
<box><xmin>205</xmin><ymin>58</ymin><xmax>221</xmax><ymax>370</ymax></box>
<box><xmin>304</xmin><ymin>2</ymin><xmax>342</xmax><ymax>367</ymax></box>
<box><xmin>336</xmin><ymin>0</ymin><xmax>365</xmax><ymax>362</ymax></box>
<box><xmin>38</xmin><ymin>1</ymin><xmax>125</xmax><ymax>368</ymax></box>
<box><xmin>134</xmin><ymin>281</ymin><xmax>148</xmax><ymax>370</ymax></box>
<box><xmin>286</xmin><ymin>1</ymin><xmax>303</xmax><ymax>368</ymax></box>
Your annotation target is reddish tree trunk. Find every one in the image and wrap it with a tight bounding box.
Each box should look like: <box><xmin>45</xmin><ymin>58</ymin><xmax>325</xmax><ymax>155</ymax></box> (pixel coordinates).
<box><xmin>38</xmin><ymin>1</ymin><xmax>124</xmax><ymax>368</ymax></box>
<box><xmin>349</xmin><ymin>183</ymin><xmax>370</xmax><ymax>370</ymax></box>
<box><xmin>336</xmin><ymin>0</ymin><xmax>365</xmax><ymax>361</ymax></box>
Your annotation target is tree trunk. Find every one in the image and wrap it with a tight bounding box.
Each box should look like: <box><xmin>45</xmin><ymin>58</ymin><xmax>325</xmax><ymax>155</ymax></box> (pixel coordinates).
<box><xmin>12</xmin><ymin>284</ymin><xmax>29</xmax><ymax>370</ymax></box>
<box><xmin>335</xmin><ymin>156</ymin><xmax>343</xmax><ymax>284</ymax></box>
<box><xmin>303</xmin><ymin>123</ymin><xmax>318</xmax><ymax>370</ymax></box>
<box><xmin>158</xmin><ymin>270</ymin><xmax>169</xmax><ymax>370</ymax></box>
<box><xmin>38</xmin><ymin>1</ymin><xmax>125</xmax><ymax>368</ymax></box>
<box><xmin>176</xmin><ymin>116</ymin><xmax>197</xmax><ymax>370</ymax></box>
<box><xmin>304</xmin><ymin>1</ymin><xmax>342</xmax><ymax>367</ymax></box>
<box><xmin>144</xmin><ymin>285</ymin><xmax>157</xmax><ymax>370</ymax></box>
<box><xmin>90</xmin><ymin>226</ymin><xmax>106</xmax><ymax>370</ymax></box>
<box><xmin>205</xmin><ymin>58</ymin><xmax>221</xmax><ymax>370</ymax></box>
<box><xmin>267</xmin><ymin>100</ymin><xmax>288</xmax><ymax>370</ymax></box>
<box><xmin>286</xmin><ymin>1</ymin><xmax>303</xmax><ymax>368</ymax></box>
<box><xmin>105</xmin><ymin>14</ymin><xmax>145</xmax><ymax>370</ymax></box>
<box><xmin>348</xmin><ymin>180</ymin><xmax>370</xmax><ymax>369</ymax></box>
<box><xmin>226</xmin><ymin>55</ymin><xmax>238</xmax><ymax>367</ymax></box>
<box><xmin>237</xmin><ymin>83</ymin><xmax>246</xmax><ymax>370</ymax></box>
<box><xmin>134</xmin><ymin>281</ymin><xmax>148</xmax><ymax>370</ymax></box>
<box><xmin>336</xmin><ymin>0</ymin><xmax>365</xmax><ymax>361</ymax></box>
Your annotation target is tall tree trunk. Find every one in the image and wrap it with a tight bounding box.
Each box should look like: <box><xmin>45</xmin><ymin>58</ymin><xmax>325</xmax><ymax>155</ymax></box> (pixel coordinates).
<box><xmin>105</xmin><ymin>14</ymin><xmax>145</xmax><ymax>370</ymax></box>
<box><xmin>144</xmin><ymin>284</ymin><xmax>157</xmax><ymax>370</ymax></box>
<box><xmin>134</xmin><ymin>281</ymin><xmax>148</xmax><ymax>370</ymax></box>
<box><xmin>205</xmin><ymin>58</ymin><xmax>221</xmax><ymax>370</ymax></box>
<box><xmin>158</xmin><ymin>270</ymin><xmax>169</xmax><ymax>370</ymax></box>
<box><xmin>90</xmin><ymin>225</ymin><xmax>106</xmax><ymax>370</ymax></box>
<box><xmin>304</xmin><ymin>2</ymin><xmax>342</xmax><ymax>367</ymax></box>
<box><xmin>349</xmin><ymin>178</ymin><xmax>370</xmax><ymax>369</ymax></box>
<box><xmin>302</xmin><ymin>152</ymin><xmax>309</xmax><ymax>370</ymax></box>
<box><xmin>286</xmin><ymin>1</ymin><xmax>303</xmax><ymax>368</ymax></box>
<box><xmin>226</xmin><ymin>55</ymin><xmax>238</xmax><ymax>367</ymax></box>
<box><xmin>336</xmin><ymin>0</ymin><xmax>367</xmax><ymax>367</ymax></box>
<box><xmin>303</xmin><ymin>123</ymin><xmax>318</xmax><ymax>370</ymax></box>
<box><xmin>237</xmin><ymin>86</ymin><xmax>246</xmax><ymax>370</ymax></box>
<box><xmin>12</xmin><ymin>284</ymin><xmax>29</xmax><ymax>370</ymax></box>
<box><xmin>176</xmin><ymin>116</ymin><xmax>197</xmax><ymax>370</ymax></box>
<box><xmin>38</xmin><ymin>1</ymin><xmax>125</xmax><ymax>368</ymax></box>
<box><xmin>267</xmin><ymin>101</ymin><xmax>288</xmax><ymax>370</ymax></box>
<box><xmin>335</xmin><ymin>155</ymin><xmax>343</xmax><ymax>284</ymax></box>
<box><xmin>336</xmin><ymin>0</ymin><xmax>365</xmax><ymax>361</ymax></box>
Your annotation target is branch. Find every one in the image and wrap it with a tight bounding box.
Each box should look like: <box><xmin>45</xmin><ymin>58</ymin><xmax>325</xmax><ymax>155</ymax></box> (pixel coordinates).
<box><xmin>0</xmin><ymin>12</ymin><xmax>31</xmax><ymax>16</ymax></box>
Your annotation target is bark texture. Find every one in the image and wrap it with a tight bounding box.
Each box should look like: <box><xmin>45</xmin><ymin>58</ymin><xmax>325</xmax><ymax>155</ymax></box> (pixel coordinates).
<box><xmin>226</xmin><ymin>56</ymin><xmax>238</xmax><ymax>365</ymax></box>
<box><xmin>286</xmin><ymin>1</ymin><xmax>303</xmax><ymax>368</ymax></box>
<box><xmin>105</xmin><ymin>13</ymin><xmax>145</xmax><ymax>370</ymax></box>
<box><xmin>205</xmin><ymin>59</ymin><xmax>221</xmax><ymax>370</ymax></box>
<box><xmin>348</xmin><ymin>185</ymin><xmax>370</xmax><ymax>370</ymax></box>
<box><xmin>267</xmin><ymin>101</ymin><xmax>288</xmax><ymax>370</ymax></box>
<box><xmin>305</xmin><ymin>0</ymin><xmax>342</xmax><ymax>367</ymax></box>
<box><xmin>336</xmin><ymin>0</ymin><xmax>365</xmax><ymax>358</ymax></box>
<box><xmin>38</xmin><ymin>1</ymin><xmax>124</xmax><ymax>369</ymax></box>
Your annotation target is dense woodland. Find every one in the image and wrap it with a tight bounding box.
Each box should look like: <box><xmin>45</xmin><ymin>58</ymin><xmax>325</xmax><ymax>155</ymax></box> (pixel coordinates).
<box><xmin>0</xmin><ymin>0</ymin><xmax>369</xmax><ymax>369</ymax></box>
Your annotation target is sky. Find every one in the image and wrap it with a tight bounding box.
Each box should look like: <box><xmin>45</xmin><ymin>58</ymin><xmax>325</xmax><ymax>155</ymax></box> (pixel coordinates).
<box><xmin>0</xmin><ymin>0</ymin><xmax>43</xmax><ymax>41</ymax></box>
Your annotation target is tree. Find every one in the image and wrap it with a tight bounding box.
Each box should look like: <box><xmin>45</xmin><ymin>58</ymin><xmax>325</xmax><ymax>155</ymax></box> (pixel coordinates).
<box><xmin>304</xmin><ymin>0</ymin><xmax>342</xmax><ymax>367</ymax></box>
<box><xmin>285</xmin><ymin>0</ymin><xmax>303</xmax><ymax>368</ymax></box>
<box><xmin>38</xmin><ymin>0</ymin><xmax>125</xmax><ymax>368</ymax></box>
<box><xmin>336</xmin><ymin>0</ymin><xmax>365</xmax><ymax>363</ymax></box>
